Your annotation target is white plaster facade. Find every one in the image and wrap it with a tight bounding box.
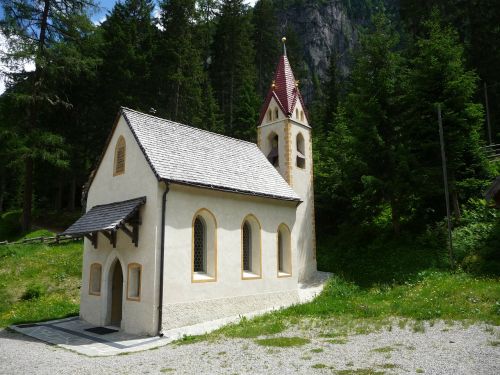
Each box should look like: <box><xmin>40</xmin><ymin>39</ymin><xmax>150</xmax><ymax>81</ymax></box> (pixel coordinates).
<box><xmin>74</xmin><ymin>53</ymin><xmax>317</xmax><ymax>336</ymax></box>
<box><xmin>80</xmin><ymin>116</ymin><xmax>162</xmax><ymax>335</ymax></box>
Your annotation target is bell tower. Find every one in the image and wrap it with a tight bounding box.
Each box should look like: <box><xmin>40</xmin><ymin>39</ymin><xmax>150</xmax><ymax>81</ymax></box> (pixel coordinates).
<box><xmin>257</xmin><ymin>38</ymin><xmax>317</xmax><ymax>281</ymax></box>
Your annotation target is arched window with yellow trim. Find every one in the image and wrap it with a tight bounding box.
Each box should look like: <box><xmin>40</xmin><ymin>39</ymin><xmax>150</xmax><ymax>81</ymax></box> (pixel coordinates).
<box><xmin>192</xmin><ymin>209</ymin><xmax>217</xmax><ymax>282</ymax></box>
<box><xmin>113</xmin><ymin>136</ymin><xmax>126</xmax><ymax>176</ymax></box>
<box><xmin>277</xmin><ymin>224</ymin><xmax>292</xmax><ymax>276</ymax></box>
<box><xmin>241</xmin><ymin>215</ymin><xmax>262</xmax><ymax>279</ymax></box>
<box><xmin>274</xmin><ymin>108</ymin><xmax>279</xmax><ymax>120</ymax></box>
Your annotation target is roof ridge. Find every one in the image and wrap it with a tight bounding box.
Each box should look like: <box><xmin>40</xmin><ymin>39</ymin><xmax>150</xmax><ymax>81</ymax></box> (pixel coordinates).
<box><xmin>120</xmin><ymin>107</ymin><xmax>258</xmax><ymax>147</ymax></box>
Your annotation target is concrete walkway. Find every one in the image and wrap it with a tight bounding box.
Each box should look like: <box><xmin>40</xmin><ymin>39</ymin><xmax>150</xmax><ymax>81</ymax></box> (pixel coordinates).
<box><xmin>10</xmin><ymin>272</ymin><xmax>331</xmax><ymax>357</ymax></box>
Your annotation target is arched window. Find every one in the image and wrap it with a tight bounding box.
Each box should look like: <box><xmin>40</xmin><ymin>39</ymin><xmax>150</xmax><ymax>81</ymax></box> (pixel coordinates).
<box><xmin>277</xmin><ymin>224</ymin><xmax>292</xmax><ymax>276</ymax></box>
<box><xmin>242</xmin><ymin>222</ymin><xmax>251</xmax><ymax>271</ymax></box>
<box><xmin>300</xmin><ymin>110</ymin><xmax>304</xmax><ymax>122</ymax></box>
<box><xmin>267</xmin><ymin>109</ymin><xmax>272</xmax><ymax>122</ymax></box>
<box><xmin>296</xmin><ymin>133</ymin><xmax>306</xmax><ymax>169</ymax></box>
<box><xmin>193</xmin><ymin>217</ymin><xmax>206</xmax><ymax>273</ymax></box>
<box><xmin>241</xmin><ymin>215</ymin><xmax>262</xmax><ymax>279</ymax></box>
<box><xmin>89</xmin><ymin>263</ymin><xmax>102</xmax><ymax>295</ymax></box>
<box><xmin>274</xmin><ymin>108</ymin><xmax>279</xmax><ymax>120</ymax></box>
<box><xmin>192</xmin><ymin>209</ymin><xmax>217</xmax><ymax>282</ymax></box>
<box><xmin>113</xmin><ymin>136</ymin><xmax>126</xmax><ymax>176</ymax></box>
<box><xmin>296</xmin><ymin>108</ymin><xmax>299</xmax><ymax>118</ymax></box>
<box><xmin>267</xmin><ymin>132</ymin><xmax>279</xmax><ymax>167</ymax></box>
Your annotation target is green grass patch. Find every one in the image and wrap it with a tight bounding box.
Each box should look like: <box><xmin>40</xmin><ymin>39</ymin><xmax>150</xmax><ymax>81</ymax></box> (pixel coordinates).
<box><xmin>327</xmin><ymin>338</ymin><xmax>348</xmax><ymax>344</ymax></box>
<box><xmin>488</xmin><ymin>340</ymin><xmax>500</xmax><ymax>347</ymax></box>
<box><xmin>0</xmin><ymin>239</ymin><xmax>82</xmax><ymax>327</ymax></box>
<box><xmin>311</xmin><ymin>348</ymin><xmax>324</xmax><ymax>353</ymax></box>
<box><xmin>336</xmin><ymin>370</ymin><xmax>385</xmax><ymax>375</ymax></box>
<box><xmin>217</xmin><ymin>315</ymin><xmax>286</xmax><ymax>338</ymax></box>
<box><xmin>378</xmin><ymin>363</ymin><xmax>397</xmax><ymax>369</ymax></box>
<box><xmin>371</xmin><ymin>346</ymin><xmax>394</xmax><ymax>353</ymax></box>
<box><xmin>255</xmin><ymin>337</ymin><xmax>310</xmax><ymax>347</ymax></box>
<box><xmin>174</xmin><ymin>333</ymin><xmax>211</xmax><ymax>345</ymax></box>
<box><xmin>276</xmin><ymin>270</ymin><xmax>500</xmax><ymax>324</ymax></box>
<box><xmin>312</xmin><ymin>363</ymin><xmax>328</xmax><ymax>369</ymax></box>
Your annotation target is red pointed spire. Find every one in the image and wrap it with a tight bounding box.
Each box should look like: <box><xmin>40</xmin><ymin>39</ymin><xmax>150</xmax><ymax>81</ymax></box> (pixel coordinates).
<box><xmin>258</xmin><ymin>41</ymin><xmax>308</xmax><ymax>124</ymax></box>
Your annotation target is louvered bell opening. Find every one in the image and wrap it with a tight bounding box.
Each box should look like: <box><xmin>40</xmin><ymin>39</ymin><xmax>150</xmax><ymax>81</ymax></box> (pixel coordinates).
<box><xmin>268</xmin><ymin>147</ymin><xmax>279</xmax><ymax>167</ymax></box>
<box><xmin>296</xmin><ymin>150</ymin><xmax>305</xmax><ymax>169</ymax></box>
<box><xmin>194</xmin><ymin>217</ymin><xmax>206</xmax><ymax>273</ymax></box>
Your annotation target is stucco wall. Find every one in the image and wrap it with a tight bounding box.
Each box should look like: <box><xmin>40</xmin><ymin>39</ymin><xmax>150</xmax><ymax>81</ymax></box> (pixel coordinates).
<box><xmin>81</xmin><ymin>115</ymin><xmax>162</xmax><ymax>336</ymax></box>
<box><xmin>258</xmin><ymin>111</ymin><xmax>317</xmax><ymax>281</ymax></box>
<box><xmin>161</xmin><ymin>184</ymin><xmax>299</xmax><ymax>330</ymax></box>
<box><xmin>289</xmin><ymin>119</ymin><xmax>317</xmax><ymax>281</ymax></box>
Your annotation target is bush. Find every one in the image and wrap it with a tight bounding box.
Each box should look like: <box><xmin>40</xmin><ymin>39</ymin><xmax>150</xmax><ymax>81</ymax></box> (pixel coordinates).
<box><xmin>0</xmin><ymin>210</ymin><xmax>22</xmax><ymax>241</ymax></box>
<box><xmin>21</xmin><ymin>283</ymin><xmax>45</xmax><ymax>301</ymax></box>
<box><xmin>453</xmin><ymin>199</ymin><xmax>500</xmax><ymax>276</ymax></box>
<box><xmin>317</xmin><ymin>224</ymin><xmax>448</xmax><ymax>287</ymax></box>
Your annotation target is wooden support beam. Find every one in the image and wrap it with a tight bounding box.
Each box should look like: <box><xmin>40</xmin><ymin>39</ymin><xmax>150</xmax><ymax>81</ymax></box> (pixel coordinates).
<box><xmin>121</xmin><ymin>211</ymin><xmax>140</xmax><ymax>247</ymax></box>
<box><xmin>101</xmin><ymin>230</ymin><xmax>117</xmax><ymax>248</ymax></box>
<box><xmin>84</xmin><ymin>232</ymin><xmax>98</xmax><ymax>248</ymax></box>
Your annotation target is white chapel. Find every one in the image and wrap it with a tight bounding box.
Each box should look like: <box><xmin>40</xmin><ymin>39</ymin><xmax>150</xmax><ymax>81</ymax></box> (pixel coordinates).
<box><xmin>62</xmin><ymin>49</ymin><xmax>317</xmax><ymax>336</ymax></box>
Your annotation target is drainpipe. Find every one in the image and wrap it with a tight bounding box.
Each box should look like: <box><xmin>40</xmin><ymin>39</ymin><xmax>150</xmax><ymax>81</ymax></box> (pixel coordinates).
<box><xmin>157</xmin><ymin>182</ymin><xmax>169</xmax><ymax>336</ymax></box>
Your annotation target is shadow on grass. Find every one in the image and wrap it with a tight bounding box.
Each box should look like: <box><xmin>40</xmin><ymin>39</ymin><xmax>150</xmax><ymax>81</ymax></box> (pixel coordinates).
<box><xmin>316</xmin><ymin>225</ymin><xmax>449</xmax><ymax>288</ymax></box>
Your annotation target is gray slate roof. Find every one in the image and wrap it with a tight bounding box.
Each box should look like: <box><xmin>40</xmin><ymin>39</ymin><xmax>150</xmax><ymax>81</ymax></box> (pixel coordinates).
<box><xmin>121</xmin><ymin>108</ymin><xmax>300</xmax><ymax>201</ymax></box>
<box><xmin>61</xmin><ymin>197</ymin><xmax>146</xmax><ymax>236</ymax></box>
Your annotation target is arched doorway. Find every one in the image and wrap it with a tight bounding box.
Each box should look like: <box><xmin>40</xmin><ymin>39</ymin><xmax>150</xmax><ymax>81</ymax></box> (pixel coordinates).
<box><xmin>109</xmin><ymin>260</ymin><xmax>123</xmax><ymax>327</ymax></box>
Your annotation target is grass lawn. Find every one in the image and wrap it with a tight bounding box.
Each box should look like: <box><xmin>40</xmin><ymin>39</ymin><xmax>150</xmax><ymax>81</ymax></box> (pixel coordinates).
<box><xmin>205</xmin><ymin>270</ymin><xmax>500</xmax><ymax>341</ymax></box>
<box><xmin>0</xmin><ymin>232</ymin><xmax>82</xmax><ymax>327</ymax></box>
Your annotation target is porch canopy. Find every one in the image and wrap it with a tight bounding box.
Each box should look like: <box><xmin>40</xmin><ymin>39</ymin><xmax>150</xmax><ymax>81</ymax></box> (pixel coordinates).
<box><xmin>61</xmin><ymin>196</ymin><xmax>146</xmax><ymax>248</ymax></box>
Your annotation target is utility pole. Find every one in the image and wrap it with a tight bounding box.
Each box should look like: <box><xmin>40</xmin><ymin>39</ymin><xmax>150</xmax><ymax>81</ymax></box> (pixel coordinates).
<box><xmin>438</xmin><ymin>104</ymin><xmax>454</xmax><ymax>268</ymax></box>
<box><xmin>484</xmin><ymin>82</ymin><xmax>492</xmax><ymax>145</ymax></box>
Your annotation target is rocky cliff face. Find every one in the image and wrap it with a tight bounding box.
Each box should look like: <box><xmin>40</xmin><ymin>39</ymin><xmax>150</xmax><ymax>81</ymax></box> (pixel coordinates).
<box><xmin>276</xmin><ymin>0</ymin><xmax>396</xmax><ymax>103</ymax></box>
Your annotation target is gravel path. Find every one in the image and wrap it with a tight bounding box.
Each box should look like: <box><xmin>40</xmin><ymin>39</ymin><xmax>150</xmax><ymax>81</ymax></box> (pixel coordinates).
<box><xmin>1</xmin><ymin>321</ymin><xmax>499</xmax><ymax>374</ymax></box>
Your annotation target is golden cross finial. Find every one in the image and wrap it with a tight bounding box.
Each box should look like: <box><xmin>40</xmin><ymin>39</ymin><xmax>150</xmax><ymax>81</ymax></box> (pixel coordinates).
<box><xmin>281</xmin><ymin>37</ymin><xmax>287</xmax><ymax>56</ymax></box>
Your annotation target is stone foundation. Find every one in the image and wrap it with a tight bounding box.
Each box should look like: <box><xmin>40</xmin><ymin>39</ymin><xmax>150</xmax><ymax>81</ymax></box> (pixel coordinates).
<box><xmin>161</xmin><ymin>290</ymin><xmax>300</xmax><ymax>330</ymax></box>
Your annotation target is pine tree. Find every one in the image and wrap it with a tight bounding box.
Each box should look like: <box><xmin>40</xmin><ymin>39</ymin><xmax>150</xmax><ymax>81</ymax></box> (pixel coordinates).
<box><xmin>405</xmin><ymin>10</ymin><xmax>489</xmax><ymax>221</ymax></box>
<box><xmin>155</xmin><ymin>0</ymin><xmax>218</xmax><ymax>128</ymax></box>
<box><xmin>210</xmin><ymin>0</ymin><xmax>259</xmax><ymax>139</ymax></box>
<box><xmin>0</xmin><ymin>0</ymin><xmax>96</xmax><ymax>231</ymax></box>
<box><xmin>252</xmin><ymin>0</ymin><xmax>280</xmax><ymax>98</ymax></box>
<box><xmin>97</xmin><ymin>0</ymin><xmax>157</xmax><ymax>119</ymax></box>
<box><xmin>341</xmin><ymin>12</ymin><xmax>410</xmax><ymax>233</ymax></box>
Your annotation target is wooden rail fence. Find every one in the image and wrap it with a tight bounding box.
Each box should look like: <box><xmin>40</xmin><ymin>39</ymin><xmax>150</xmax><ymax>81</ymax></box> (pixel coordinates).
<box><xmin>0</xmin><ymin>235</ymin><xmax>82</xmax><ymax>246</ymax></box>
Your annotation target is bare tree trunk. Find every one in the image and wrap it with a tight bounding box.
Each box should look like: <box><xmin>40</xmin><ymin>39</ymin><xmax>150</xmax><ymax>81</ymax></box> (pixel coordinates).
<box><xmin>22</xmin><ymin>157</ymin><xmax>33</xmax><ymax>232</ymax></box>
<box><xmin>55</xmin><ymin>176</ymin><xmax>63</xmax><ymax>211</ymax></box>
<box><xmin>229</xmin><ymin>70</ymin><xmax>234</xmax><ymax>133</ymax></box>
<box><xmin>452</xmin><ymin>190</ymin><xmax>461</xmax><ymax>220</ymax></box>
<box><xmin>0</xmin><ymin>168</ymin><xmax>5</xmax><ymax>213</ymax></box>
<box><xmin>390</xmin><ymin>195</ymin><xmax>401</xmax><ymax>235</ymax></box>
<box><xmin>68</xmin><ymin>177</ymin><xmax>76</xmax><ymax>211</ymax></box>
<box><xmin>449</xmin><ymin>173</ymin><xmax>461</xmax><ymax>221</ymax></box>
<box><xmin>22</xmin><ymin>0</ymin><xmax>50</xmax><ymax>233</ymax></box>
